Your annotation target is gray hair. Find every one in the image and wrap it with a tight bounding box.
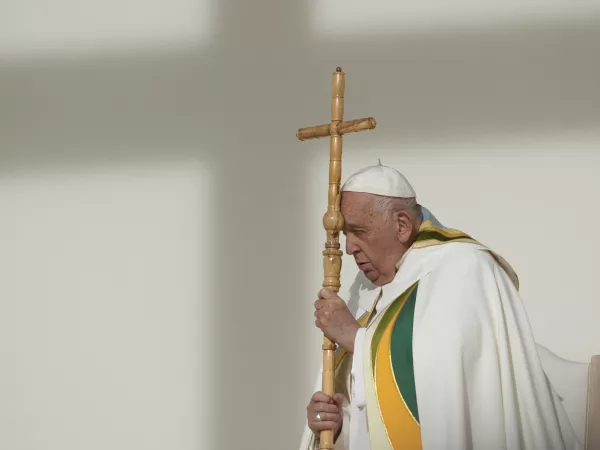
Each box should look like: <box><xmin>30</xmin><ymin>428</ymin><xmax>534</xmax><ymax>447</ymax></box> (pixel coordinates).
<box><xmin>370</xmin><ymin>195</ymin><xmax>422</xmax><ymax>224</ymax></box>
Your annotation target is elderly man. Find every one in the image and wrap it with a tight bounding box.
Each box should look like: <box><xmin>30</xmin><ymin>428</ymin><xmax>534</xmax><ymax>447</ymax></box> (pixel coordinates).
<box><xmin>299</xmin><ymin>163</ymin><xmax>581</xmax><ymax>450</ymax></box>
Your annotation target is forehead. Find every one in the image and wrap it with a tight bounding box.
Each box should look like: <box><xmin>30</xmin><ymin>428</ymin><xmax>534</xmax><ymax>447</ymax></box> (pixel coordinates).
<box><xmin>340</xmin><ymin>192</ymin><xmax>378</xmax><ymax>225</ymax></box>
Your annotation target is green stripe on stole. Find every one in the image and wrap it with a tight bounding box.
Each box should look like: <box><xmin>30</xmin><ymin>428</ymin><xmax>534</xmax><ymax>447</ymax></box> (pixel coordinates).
<box><xmin>390</xmin><ymin>284</ymin><xmax>420</xmax><ymax>423</ymax></box>
<box><xmin>371</xmin><ymin>289</ymin><xmax>408</xmax><ymax>372</ymax></box>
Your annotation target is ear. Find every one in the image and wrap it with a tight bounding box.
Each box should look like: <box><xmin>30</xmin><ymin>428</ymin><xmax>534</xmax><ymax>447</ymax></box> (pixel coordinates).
<box><xmin>394</xmin><ymin>211</ymin><xmax>414</xmax><ymax>244</ymax></box>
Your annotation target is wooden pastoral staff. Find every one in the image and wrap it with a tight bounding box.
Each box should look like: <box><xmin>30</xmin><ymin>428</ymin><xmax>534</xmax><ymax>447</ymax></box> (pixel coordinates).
<box><xmin>296</xmin><ymin>67</ymin><xmax>376</xmax><ymax>449</ymax></box>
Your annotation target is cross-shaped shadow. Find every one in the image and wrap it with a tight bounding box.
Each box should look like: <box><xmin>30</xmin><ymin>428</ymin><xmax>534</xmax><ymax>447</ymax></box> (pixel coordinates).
<box><xmin>2</xmin><ymin>1</ymin><xmax>600</xmax><ymax>447</ymax></box>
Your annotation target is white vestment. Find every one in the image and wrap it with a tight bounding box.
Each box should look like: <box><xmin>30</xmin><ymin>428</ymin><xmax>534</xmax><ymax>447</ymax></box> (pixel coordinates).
<box><xmin>299</xmin><ymin>209</ymin><xmax>582</xmax><ymax>450</ymax></box>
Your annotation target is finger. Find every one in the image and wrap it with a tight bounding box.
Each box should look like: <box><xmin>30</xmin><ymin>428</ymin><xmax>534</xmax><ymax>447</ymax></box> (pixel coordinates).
<box><xmin>314</xmin><ymin>299</ymin><xmax>326</xmax><ymax>310</ymax></box>
<box><xmin>310</xmin><ymin>421</ymin><xmax>339</xmax><ymax>432</ymax></box>
<box><xmin>311</xmin><ymin>392</ymin><xmax>332</xmax><ymax>403</ymax></box>
<box><xmin>315</xmin><ymin>314</ymin><xmax>329</xmax><ymax>327</ymax></box>
<box><xmin>319</xmin><ymin>288</ymin><xmax>336</xmax><ymax>299</ymax></box>
<box><xmin>313</xmin><ymin>402</ymin><xmax>339</xmax><ymax>414</ymax></box>
<box><xmin>315</xmin><ymin>301</ymin><xmax>337</xmax><ymax>314</ymax></box>
<box><xmin>314</xmin><ymin>316</ymin><xmax>327</xmax><ymax>328</ymax></box>
<box><xmin>314</xmin><ymin>412</ymin><xmax>340</xmax><ymax>422</ymax></box>
<box><xmin>308</xmin><ymin>400</ymin><xmax>338</xmax><ymax>415</ymax></box>
<box><xmin>332</xmin><ymin>394</ymin><xmax>344</xmax><ymax>407</ymax></box>
<box><xmin>314</xmin><ymin>309</ymin><xmax>330</xmax><ymax>319</ymax></box>
<box><xmin>315</xmin><ymin>318</ymin><xmax>332</xmax><ymax>331</ymax></box>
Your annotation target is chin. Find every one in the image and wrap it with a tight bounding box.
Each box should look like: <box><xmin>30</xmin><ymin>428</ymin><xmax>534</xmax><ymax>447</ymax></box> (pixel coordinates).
<box><xmin>364</xmin><ymin>270</ymin><xmax>379</xmax><ymax>283</ymax></box>
<box><xmin>365</xmin><ymin>271</ymin><xmax>392</xmax><ymax>286</ymax></box>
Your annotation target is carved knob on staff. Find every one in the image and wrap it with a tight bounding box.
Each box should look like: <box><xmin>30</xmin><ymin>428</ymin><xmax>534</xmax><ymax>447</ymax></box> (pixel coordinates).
<box><xmin>322</xmin><ymin>210</ymin><xmax>344</xmax><ymax>232</ymax></box>
<box><xmin>323</xmin><ymin>246</ymin><xmax>343</xmax><ymax>292</ymax></box>
<box><xmin>323</xmin><ymin>203</ymin><xmax>344</xmax><ymax>292</ymax></box>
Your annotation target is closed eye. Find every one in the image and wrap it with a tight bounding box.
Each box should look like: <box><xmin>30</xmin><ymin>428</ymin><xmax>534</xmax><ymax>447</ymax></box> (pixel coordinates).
<box><xmin>344</xmin><ymin>227</ymin><xmax>366</xmax><ymax>236</ymax></box>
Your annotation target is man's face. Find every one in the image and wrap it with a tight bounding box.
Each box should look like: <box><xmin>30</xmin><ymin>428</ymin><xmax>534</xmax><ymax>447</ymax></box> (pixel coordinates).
<box><xmin>340</xmin><ymin>192</ymin><xmax>406</xmax><ymax>286</ymax></box>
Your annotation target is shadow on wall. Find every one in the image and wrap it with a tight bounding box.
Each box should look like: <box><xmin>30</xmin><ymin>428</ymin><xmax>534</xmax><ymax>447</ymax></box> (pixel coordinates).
<box><xmin>2</xmin><ymin>0</ymin><xmax>600</xmax><ymax>448</ymax></box>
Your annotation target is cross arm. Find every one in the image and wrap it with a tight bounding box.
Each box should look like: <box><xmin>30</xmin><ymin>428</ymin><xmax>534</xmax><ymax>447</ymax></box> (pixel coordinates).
<box><xmin>296</xmin><ymin>117</ymin><xmax>376</xmax><ymax>141</ymax></box>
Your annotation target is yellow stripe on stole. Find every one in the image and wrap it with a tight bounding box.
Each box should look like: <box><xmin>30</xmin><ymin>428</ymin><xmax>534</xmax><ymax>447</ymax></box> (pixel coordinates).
<box><xmin>374</xmin><ymin>297</ymin><xmax>421</xmax><ymax>449</ymax></box>
<box><xmin>413</xmin><ymin>236</ymin><xmax>477</xmax><ymax>249</ymax></box>
<box><xmin>418</xmin><ymin>225</ymin><xmax>468</xmax><ymax>238</ymax></box>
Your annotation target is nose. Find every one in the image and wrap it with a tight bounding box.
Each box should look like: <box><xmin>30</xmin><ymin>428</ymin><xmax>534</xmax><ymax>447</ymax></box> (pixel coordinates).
<box><xmin>345</xmin><ymin>233</ymin><xmax>360</xmax><ymax>255</ymax></box>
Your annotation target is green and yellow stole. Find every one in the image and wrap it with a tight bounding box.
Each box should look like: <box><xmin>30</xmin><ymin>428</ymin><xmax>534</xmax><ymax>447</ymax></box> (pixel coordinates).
<box><xmin>370</xmin><ymin>282</ymin><xmax>421</xmax><ymax>448</ymax></box>
<box><xmin>369</xmin><ymin>221</ymin><xmax>479</xmax><ymax>448</ymax></box>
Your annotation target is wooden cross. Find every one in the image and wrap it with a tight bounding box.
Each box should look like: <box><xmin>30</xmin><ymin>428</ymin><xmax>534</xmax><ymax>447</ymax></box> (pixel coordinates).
<box><xmin>296</xmin><ymin>67</ymin><xmax>376</xmax><ymax>450</ymax></box>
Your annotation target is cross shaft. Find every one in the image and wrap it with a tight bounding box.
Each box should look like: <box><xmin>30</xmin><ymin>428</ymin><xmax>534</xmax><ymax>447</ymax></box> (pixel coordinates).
<box><xmin>296</xmin><ymin>67</ymin><xmax>376</xmax><ymax>450</ymax></box>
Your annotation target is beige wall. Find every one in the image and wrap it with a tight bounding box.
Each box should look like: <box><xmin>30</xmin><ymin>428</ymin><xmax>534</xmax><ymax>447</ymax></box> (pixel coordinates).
<box><xmin>1</xmin><ymin>164</ymin><xmax>213</xmax><ymax>449</ymax></box>
<box><xmin>2</xmin><ymin>1</ymin><xmax>600</xmax><ymax>449</ymax></box>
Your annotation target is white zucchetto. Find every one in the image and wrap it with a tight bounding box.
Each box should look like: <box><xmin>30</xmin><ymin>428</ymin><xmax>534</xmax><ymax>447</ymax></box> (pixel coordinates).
<box><xmin>341</xmin><ymin>160</ymin><xmax>417</xmax><ymax>199</ymax></box>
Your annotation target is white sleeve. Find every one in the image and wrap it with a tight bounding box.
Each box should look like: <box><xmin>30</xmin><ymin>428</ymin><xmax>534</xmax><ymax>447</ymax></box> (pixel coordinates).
<box><xmin>350</xmin><ymin>327</ymin><xmax>367</xmax><ymax>410</ymax></box>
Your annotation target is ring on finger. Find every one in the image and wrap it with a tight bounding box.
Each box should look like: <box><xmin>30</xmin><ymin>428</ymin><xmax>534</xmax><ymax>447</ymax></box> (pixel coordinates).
<box><xmin>315</xmin><ymin>412</ymin><xmax>321</xmax><ymax>421</ymax></box>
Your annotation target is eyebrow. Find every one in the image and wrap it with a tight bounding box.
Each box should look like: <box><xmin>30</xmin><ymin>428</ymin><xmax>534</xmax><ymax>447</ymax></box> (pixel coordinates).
<box><xmin>343</xmin><ymin>222</ymin><xmax>366</xmax><ymax>231</ymax></box>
